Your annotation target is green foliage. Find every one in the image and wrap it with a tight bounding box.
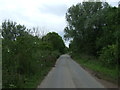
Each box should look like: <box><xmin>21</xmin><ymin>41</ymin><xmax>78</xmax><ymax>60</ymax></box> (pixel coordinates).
<box><xmin>64</xmin><ymin>2</ymin><xmax>108</xmax><ymax>55</ymax></box>
<box><xmin>2</xmin><ymin>20</ymin><xmax>63</xmax><ymax>88</ymax></box>
<box><xmin>64</xmin><ymin>2</ymin><xmax>119</xmax><ymax>68</ymax></box>
<box><xmin>42</xmin><ymin>32</ymin><xmax>66</xmax><ymax>54</ymax></box>
<box><xmin>2</xmin><ymin>20</ymin><xmax>27</xmax><ymax>41</ymax></box>
<box><xmin>99</xmin><ymin>44</ymin><xmax>117</xmax><ymax>67</ymax></box>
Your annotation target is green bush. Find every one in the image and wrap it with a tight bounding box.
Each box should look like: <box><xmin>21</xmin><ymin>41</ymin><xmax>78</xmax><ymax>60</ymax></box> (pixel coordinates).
<box><xmin>99</xmin><ymin>44</ymin><xmax>117</xmax><ymax>67</ymax></box>
<box><xmin>2</xmin><ymin>20</ymin><xmax>64</xmax><ymax>88</ymax></box>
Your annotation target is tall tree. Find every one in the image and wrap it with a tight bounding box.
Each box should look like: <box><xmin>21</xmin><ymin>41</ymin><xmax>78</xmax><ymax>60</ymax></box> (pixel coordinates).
<box><xmin>43</xmin><ymin>32</ymin><xmax>66</xmax><ymax>54</ymax></box>
<box><xmin>64</xmin><ymin>2</ymin><xmax>114</xmax><ymax>55</ymax></box>
<box><xmin>2</xmin><ymin>20</ymin><xmax>28</xmax><ymax>41</ymax></box>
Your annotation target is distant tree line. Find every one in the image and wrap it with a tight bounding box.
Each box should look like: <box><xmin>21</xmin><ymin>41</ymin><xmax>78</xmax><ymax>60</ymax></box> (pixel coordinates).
<box><xmin>64</xmin><ymin>2</ymin><xmax>120</xmax><ymax>68</ymax></box>
<box><xmin>2</xmin><ymin>20</ymin><xmax>66</xmax><ymax>88</ymax></box>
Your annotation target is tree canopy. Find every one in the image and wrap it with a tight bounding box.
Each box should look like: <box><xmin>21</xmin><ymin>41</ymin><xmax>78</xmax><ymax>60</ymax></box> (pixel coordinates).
<box><xmin>64</xmin><ymin>2</ymin><xmax>120</xmax><ymax>67</ymax></box>
<box><xmin>42</xmin><ymin>32</ymin><xmax>66</xmax><ymax>54</ymax></box>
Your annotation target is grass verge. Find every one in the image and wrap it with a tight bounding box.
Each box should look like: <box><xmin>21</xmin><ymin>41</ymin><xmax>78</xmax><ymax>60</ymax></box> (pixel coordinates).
<box><xmin>72</xmin><ymin>54</ymin><xmax>119</xmax><ymax>85</ymax></box>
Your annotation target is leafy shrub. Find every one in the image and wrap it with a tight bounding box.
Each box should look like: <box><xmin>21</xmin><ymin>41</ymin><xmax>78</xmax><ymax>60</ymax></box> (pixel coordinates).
<box><xmin>99</xmin><ymin>44</ymin><xmax>117</xmax><ymax>67</ymax></box>
<box><xmin>2</xmin><ymin>20</ymin><xmax>64</xmax><ymax>88</ymax></box>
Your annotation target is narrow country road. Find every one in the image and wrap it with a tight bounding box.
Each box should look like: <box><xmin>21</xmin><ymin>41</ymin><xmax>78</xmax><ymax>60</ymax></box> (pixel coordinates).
<box><xmin>38</xmin><ymin>54</ymin><xmax>105</xmax><ymax>88</ymax></box>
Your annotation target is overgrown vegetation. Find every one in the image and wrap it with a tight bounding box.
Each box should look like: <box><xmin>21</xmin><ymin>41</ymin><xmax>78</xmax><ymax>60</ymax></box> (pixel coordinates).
<box><xmin>64</xmin><ymin>1</ymin><xmax>120</xmax><ymax>84</ymax></box>
<box><xmin>2</xmin><ymin>20</ymin><xmax>66</xmax><ymax>88</ymax></box>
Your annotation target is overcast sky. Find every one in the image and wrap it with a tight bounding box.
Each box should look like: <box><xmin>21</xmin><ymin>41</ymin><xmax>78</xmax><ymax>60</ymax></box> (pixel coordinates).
<box><xmin>0</xmin><ymin>0</ymin><xmax>119</xmax><ymax>47</ymax></box>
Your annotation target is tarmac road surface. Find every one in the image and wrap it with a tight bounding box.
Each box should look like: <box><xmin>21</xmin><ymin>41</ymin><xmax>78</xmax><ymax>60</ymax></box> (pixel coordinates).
<box><xmin>38</xmin><ymin>54</ymin><xmax>105</xmax><ymax>88</ymax></box>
